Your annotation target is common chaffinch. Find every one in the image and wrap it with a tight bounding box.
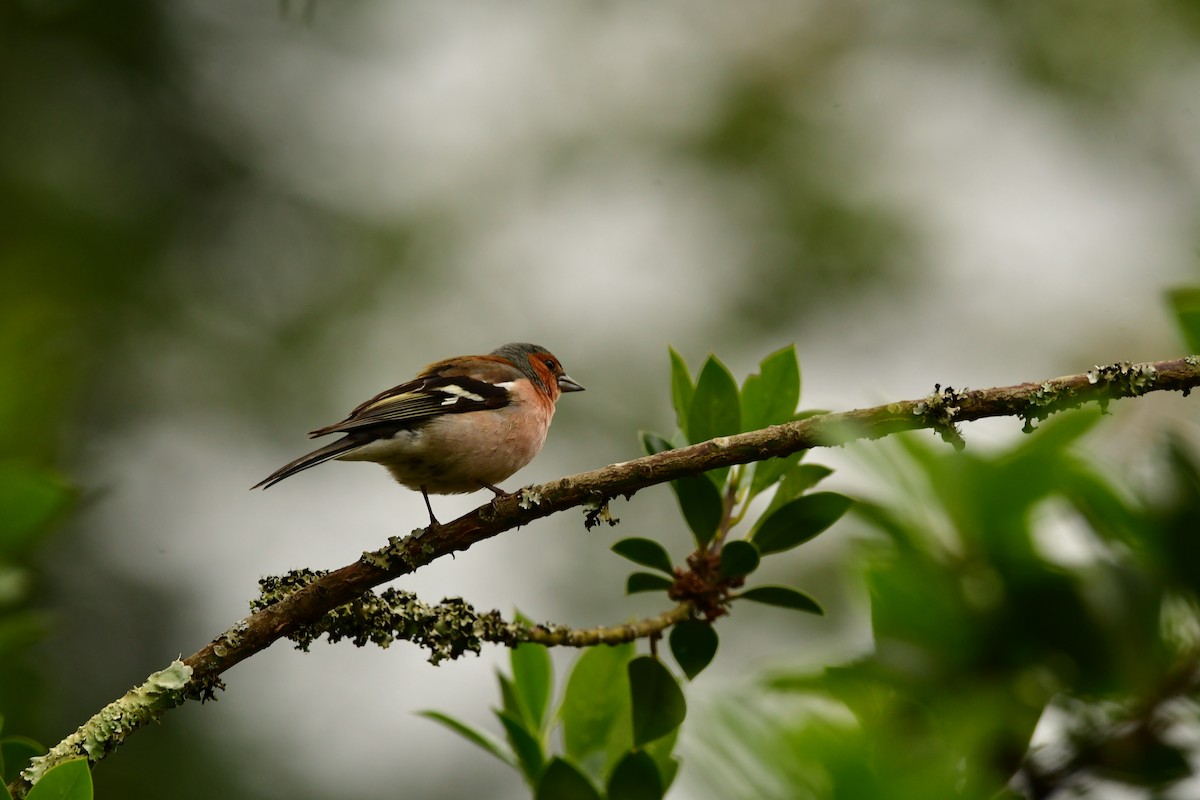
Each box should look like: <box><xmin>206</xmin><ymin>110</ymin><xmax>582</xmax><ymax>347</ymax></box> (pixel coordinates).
<box><xmin>254</xmin><ymin>342</ymin><xmax>583</xmax><ymax>524</ymax></box>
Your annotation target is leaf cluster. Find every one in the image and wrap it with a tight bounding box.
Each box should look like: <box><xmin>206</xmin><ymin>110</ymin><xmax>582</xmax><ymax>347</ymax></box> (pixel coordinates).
<box><xmin>423</xmin><ymin>632</ymin><xmax>684</xmax><ymax>800</ymax></box>
<box><xmin>618</xmin><ymin>346</ymin><xmax>848</xmax><ymax>676</ymax></box>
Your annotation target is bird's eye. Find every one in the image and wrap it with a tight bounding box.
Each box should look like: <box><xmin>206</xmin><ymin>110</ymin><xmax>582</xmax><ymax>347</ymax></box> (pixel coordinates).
<box><xmin>544</xmin><ymin>358</ymin><xmax>558</xmax><ymax>371</ymax></box>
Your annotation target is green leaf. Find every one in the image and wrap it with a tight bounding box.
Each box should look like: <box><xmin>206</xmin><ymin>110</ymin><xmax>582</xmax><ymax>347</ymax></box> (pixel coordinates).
<box><xmin>2</xmin><ymin>738</ymin><xmax>44</xmax><ymax>787</ymax></box>
<box><xmin>687</xmin><ymin>355</ymin><xmax>741</xmax><ymax>446</ymax></box>
<box><xmin>763</xmin><ymin>464</ymin><xmax>835</xmax><ymax>515</ymax></box>
<box><xmin>752</xmin><ymin>492</ymin><xmax>853</xmax><ymax>555</ymax></box>
<box><xmin>511</xmin><ymin>635</ymin><xmax>553</xmax><ymax>733</ymax></box>
<box><xmin>0</xmin><ymin>612</ymin><xmax>51</xmax><ymax>654</ymax></box>
<box><xmin>668</xmin><ymin>620</ymin><xmax>719</xmax><ymax>680</ymax></box>
<box><xmin>0</xmin><ymin>778</ymin><xmax>11</xmax><ymax>800</ymax></box>
<box><xmin>1167</xmin><ymin>286</ymin><xmax>1200</xmax><ymax>353</ymax></box>
<box><xmin>670</xmin><ymin>475</ymin><xmax>723</xmax><ymax>548</ymax></box>
<box><xmin>496</xmin><ymin>710</ymin><xmax>545</xmax><ymax>785</ymax></box>
<box><xmin>628</xmin><ymin>657</ymin><xmax>687</xmax><ymax>747</ymax></box>
<box><xmin>535</xmin><ymin>757</ymin><xmax>602</xmax><ymax>800</ymax></box>
<box><xmin>741</xmin><ymin>345</ymin><xmax>801</xmax><ymax>432</ymax></box>
<box><xmin>561</xmin><ymin>642</ymin><xmax>635</xmax><ymax>764</ymax></box>
<box><xmin>1108</xmin><ymin>733</ymin><xmax>1193</xmax><ymax>788</ymax></box>
<box><xmin>748</xmin><ymin>451</ymin><xmax>803</xmax><ymax>498</ymax></box>
<box><xmin>612</xmin><ymin>538</ymin><xmax>674</xmax><ymax>575</ymax></box>
<box><xmin>626</xmin><ymin>572</ymin><xmax>674</xmax><ymax>595</ymax></box>
<box><xmin>668</xmin><ymin>347</ymin><xmax>694</xmax><ymax>437</ymax></box>
<box><xmin>601</xmin><ymin>704</ymin><xmax>635</xmax><ymax>774</ymax></box>
<box><xmin>640</xmin><ymin>432</ymin><xmax>674</xmax><ymax>457</ymax></box>
<box><xmin>718</xmin><ymin>540</ymin><xmax>760</xmax><ymax>578</ymax></box>
<box><xmin>418</xmin><ymin>711</ymin><xmax>517</xmax><ymax>769</ymax></box>
<box><xmin>643</xmin><ymin>745</ymin><xmax>679</xmax><ymax>794</ymax></box>
<box><xmin>497</xmin><ymin>672</ymin><xmax>524</xmax><ymax>721</ymax></box>
<box><xmin>25</xmin><ymin>758</ymin><xmax>91</xmax><ymax>800</ymax></box>
<box><xmin>1061</xmin><ymin>465</ymin><xmax>1141</xmax><ymax>549</ymax></box>
<box><xmin>1018</xmin><ymin>408</ymin><xmax>1103</xmax><ymax>455</ymax></box>
<box><xmin>737</xmin><ymin>586</ymin><xmax>824</xmax><ymax>615</ymax></box>
<box><xmin>607</xmin><ymin>750</ymin><xmax>664</xmax><ymax>800</ymax></box>
<box><xmin>0</xmin><ymin>463</ymin><xmax>74</xmax><ymax>558</ymax></box>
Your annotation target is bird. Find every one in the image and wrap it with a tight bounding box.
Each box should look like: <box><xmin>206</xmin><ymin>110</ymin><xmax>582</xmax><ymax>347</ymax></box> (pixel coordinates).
<box><xmin>253</xmin><ymin>342</ymin><xmax>583</xmax><ymax>525</ymax></box>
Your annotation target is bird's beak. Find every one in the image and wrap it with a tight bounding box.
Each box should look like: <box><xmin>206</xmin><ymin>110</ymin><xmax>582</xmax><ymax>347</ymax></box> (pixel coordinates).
<box><xmin>558</xmin><ymin>374</ymin><xmax>585</xmax><ymax>393</ymax></box>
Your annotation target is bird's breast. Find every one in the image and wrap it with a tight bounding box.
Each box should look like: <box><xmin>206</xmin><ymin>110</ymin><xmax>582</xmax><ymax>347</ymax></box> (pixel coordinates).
<box><xmin>337</xmin><ymin>405</ymin><xmax>554</xmax><ymax>494</ymax></box>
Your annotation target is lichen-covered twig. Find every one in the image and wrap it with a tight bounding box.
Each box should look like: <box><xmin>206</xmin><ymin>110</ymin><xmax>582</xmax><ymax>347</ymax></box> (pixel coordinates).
<box><xmin>18</xmin><ymin>661</ymin><xmax>193</xmax><ymax>786</ymax></box>
<box><xmin>10</xmin><ymin>356</ymin><xmax>1198</xmax><ymax>797</ymax></box>
<box><xmin>252</xmin><ymin>572</ymin><xmax>694</xmax><ymax>662</ymax></box>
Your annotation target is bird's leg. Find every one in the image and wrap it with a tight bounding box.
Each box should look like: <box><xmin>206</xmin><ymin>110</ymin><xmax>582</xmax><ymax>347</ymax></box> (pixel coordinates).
<box><xmin>420</xmin><ymin>486</ymin><xmax>440</xmax><ymax>527</ymax></box>
<box><xmin>482</xmin><ymin>482</ymin><xmax>511</xmax><ymax>513</ymax></box>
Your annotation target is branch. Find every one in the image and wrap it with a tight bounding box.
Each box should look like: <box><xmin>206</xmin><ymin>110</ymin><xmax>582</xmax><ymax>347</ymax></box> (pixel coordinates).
<box><xmin>11</xmin><ymin>356</ymin><xmax>1198</xmax><ymax>795</ymax></box>
<box><xmin>249</xmin><ymin>572</ymin><xmax>694</xmax><ymax>660</ymax></box>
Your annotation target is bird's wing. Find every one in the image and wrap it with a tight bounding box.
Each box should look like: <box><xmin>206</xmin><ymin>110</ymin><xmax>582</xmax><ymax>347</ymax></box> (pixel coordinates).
<box><xmin>308</xmin><ymin>375</ymin><xmax>512</xmax><ymax>437</ymax></box>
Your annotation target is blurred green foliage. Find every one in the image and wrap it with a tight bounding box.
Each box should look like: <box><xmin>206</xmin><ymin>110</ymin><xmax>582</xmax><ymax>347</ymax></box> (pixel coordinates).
<box><xmin>0</xmin><ymin>463</ymin><xmax>70</xmax><ymax>740</ymax></box>
<box><xmin>694</xmin><ymin>416</ymin><xmax>1200</xmax><ymax>799</ymax></box>
<box><xmin>0</xmin><ymin>2</ymin><xmax>329</xmax><ymax>797</ymax></box>
<box><xmin>1168</xmin><ymin>288</ymin><xmax>1200</xmax><ymax>355</ymax></box>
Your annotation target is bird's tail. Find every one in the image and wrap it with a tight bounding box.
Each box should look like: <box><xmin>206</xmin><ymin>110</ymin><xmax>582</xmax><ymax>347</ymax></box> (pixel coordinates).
<box><xmin>252</xmin><ymin>436</ymin><xmax>361</xmax><ymax>490</ymax></box>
